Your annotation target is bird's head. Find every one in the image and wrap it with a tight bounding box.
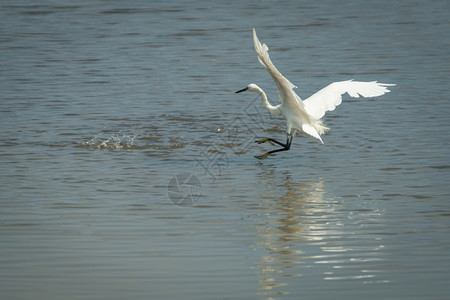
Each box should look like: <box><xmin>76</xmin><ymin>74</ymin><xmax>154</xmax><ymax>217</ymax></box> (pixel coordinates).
<box><xmin>235</xmin><ymin>83</ymin><xmax>259</xmax><ymax>94</ymax></box>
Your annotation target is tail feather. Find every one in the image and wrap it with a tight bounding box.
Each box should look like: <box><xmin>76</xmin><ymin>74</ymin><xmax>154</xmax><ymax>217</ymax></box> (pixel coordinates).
<box><xmin>313</xmin><ymin>120</ymin><xmax>329</xmax><ymax>135</ymax></box>
<box><xmin>302</xmin><ymin>123</ymin><xmax>324</xmax><ymax>144</ymax></box>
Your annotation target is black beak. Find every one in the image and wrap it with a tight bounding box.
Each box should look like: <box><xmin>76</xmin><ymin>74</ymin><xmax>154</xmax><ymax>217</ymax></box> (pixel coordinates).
<box><xmin>235</xmin><ymin>87</ymin><xmax>248</xmax><ymax>94</ymax></box>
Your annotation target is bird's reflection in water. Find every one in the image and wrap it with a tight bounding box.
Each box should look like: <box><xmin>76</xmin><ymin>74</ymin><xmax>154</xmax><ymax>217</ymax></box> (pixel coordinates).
<box><xmin>254</xmin><ymin>164</ymin><xmax>330</xmax><ymax>299</ymax></box>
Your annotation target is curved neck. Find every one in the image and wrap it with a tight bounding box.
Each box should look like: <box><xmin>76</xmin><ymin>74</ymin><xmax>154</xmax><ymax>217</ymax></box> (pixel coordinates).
<box><xmin>254</xmin><ymin>85</ymin><xmax>280</xmax><ymax>115</ymax></box>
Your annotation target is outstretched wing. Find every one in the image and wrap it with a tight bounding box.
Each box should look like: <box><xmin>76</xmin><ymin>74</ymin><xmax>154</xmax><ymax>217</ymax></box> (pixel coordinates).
<box><xmin>253</xmin><ymin>28</ymin><xmax>305</xmax><ymax>110</ymax></box>
<box><xmin>303</xmin><ymin>80</ymin><xmax>395</xmax><ymax>120</ymax></box>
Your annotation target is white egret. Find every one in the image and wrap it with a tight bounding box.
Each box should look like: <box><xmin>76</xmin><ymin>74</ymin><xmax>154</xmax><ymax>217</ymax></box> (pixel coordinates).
<box><xmin>236</xmin><ymin>28</ymin><xmax>395</xmax><ymax>159</ymax></box>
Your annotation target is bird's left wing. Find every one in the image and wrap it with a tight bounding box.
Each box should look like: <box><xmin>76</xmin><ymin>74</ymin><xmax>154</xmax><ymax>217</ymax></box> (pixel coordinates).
<box><xmin>253</xmin><ymin>28</ymin><xmax>305</xmax><ymax>110</ymax></box>
<box><xmin>303</xmin><ymin>80</ymin><xmax>395</xmax><ymax>120</ymax></box>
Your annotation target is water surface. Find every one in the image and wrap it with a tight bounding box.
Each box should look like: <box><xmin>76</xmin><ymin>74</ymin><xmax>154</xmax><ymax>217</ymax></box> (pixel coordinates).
<box><xmin>1</xmin><ymin>1</ymin><xmax>449</xmax><ymax>299</ymax></box>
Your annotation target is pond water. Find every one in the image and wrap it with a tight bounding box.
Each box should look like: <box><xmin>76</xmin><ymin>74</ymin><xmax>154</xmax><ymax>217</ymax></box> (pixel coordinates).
<box><xmin>1</xmin><ymin>0</ymin><xmax>449</xmax><ymax>299</ymax></box>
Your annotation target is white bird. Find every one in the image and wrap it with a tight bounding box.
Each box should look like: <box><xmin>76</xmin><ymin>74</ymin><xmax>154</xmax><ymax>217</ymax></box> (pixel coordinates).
<box><xmin>236</xmin><ymin>28</ymin><xmax>395</xmax><ymax>159</ymax></box>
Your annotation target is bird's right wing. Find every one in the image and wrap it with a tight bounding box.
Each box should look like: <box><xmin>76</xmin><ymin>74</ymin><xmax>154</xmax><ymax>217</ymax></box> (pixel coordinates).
<box><xmin>303</xmin><ymin>80</ymin><xmax>395</xmax><ymax>120</ymax></box>
<box><xmin>253</xmin><ymin>28</ymin><xmax>306</xmax><ymax>110</ymax></box>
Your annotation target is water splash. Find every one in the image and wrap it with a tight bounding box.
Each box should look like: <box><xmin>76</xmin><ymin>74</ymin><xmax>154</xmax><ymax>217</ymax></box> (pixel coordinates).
<box><xmin>81</xmin><ymin>131</ymin><xmax>137</xmax><ymax>150</ymax></box>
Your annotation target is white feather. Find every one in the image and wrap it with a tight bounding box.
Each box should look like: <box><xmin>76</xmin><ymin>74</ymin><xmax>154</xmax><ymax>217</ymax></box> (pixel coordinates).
<box><xmin>303</xmin><ymin>80</ymin><xmax>395</xmax><ymax>120</ymax></box>
<box><xmin>238</xmin><ymin>28</ymin><xmax>395</xmax><ymax>149</ymax></box>
<box><xmin>252</xmin><ymin>28</ymin><xmax>304</xmax><ymax>109</ymax></box>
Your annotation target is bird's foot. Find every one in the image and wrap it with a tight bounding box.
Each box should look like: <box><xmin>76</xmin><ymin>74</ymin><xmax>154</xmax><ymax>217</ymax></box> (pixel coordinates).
<box><xmin>255</xmin><ymin>138</ymin><xmax>274</xmax><ymax>145</ymax></box>
<box><xmin>255</xmin><ymin>152</ymin><xmax>275</xmax><ymax>160</ymax></box>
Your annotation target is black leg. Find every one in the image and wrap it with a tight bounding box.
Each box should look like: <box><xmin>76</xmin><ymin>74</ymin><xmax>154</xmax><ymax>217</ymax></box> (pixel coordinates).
<box><xmin>255</xmin><ymin>137</ymin><xmax>286</xmax><ymax>147</ymax></box>
<box><xmin>268</xmin><ymin>136</ymin><xmax>292</xmax><ymax>154</ymax></box>
<box><xmin>255</xmin><ymin>135</ymin><xmax>293</xmax><ymax>159</ymax></box>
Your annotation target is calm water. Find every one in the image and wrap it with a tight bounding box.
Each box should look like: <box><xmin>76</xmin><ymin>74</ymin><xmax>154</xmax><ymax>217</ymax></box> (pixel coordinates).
<box><xmin>1</xmin><ymin>0</ymin><xmax>449</xmax><ymax>299</ymax></box>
